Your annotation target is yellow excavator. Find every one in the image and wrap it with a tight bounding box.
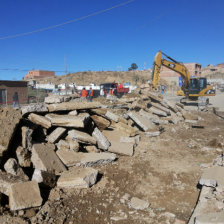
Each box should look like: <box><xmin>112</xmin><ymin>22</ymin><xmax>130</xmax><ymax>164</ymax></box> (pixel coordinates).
<box><xmin>151</xmin><ymin>51</ymin><xmax>215</xmax><ymax>105</ymax></box>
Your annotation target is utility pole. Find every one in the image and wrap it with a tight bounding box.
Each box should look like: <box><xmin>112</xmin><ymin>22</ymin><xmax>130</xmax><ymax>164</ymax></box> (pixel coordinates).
<box><xmin>65</xmin><ymin>56</ymin><xmax>67</xmax><ymax>95</ymax></box>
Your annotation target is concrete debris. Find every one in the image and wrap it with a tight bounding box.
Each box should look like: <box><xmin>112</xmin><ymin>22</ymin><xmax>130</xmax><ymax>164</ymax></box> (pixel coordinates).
<box><xmin>128</xmin><ymin>111</ymin><xmax>158</xmax><ymax>132</ymax></box>
<box><xmin>9</xmin><ymin>181</ymin><xmax>43</xmax><ymax>210</ymax></box>
<box><xmin>57</xmin><ymin>167</ymin><xmax>98</xmax><ymax>188</ymax></box>
<box><xmin>68</xmin><ymin>129</ymin><xmax>96</xmax><ymax>145</ymax></box>
<box><xmin>145</xmin><ymin>131</ymin><xmax>161</xmax><ymax>137</ymax></box>
<box><xmin>56</xmin><ymin>149</ymin><xmax>116</xmax><ymax>167</ymax></box>
<box><xmin>105</xmin><ymin>111</ymin><xmax>119</xmax><ymax>122</ymax></box>
<box><xmin>47</xmin><ymin>101</ymin><xmax>101</xmax><ymax>112</ymax></box>
<box><xmin>56</xmin><ymin>139</ymin><xmax>79</xmax><ymax>152</ymax></box>
<box><xmin>90</xmin><ymin>115</ymin><xmax>111</xmax><ymax>130</ymax></box>
<box><xmin>47</xmin><ymin>127</ymin><xmax>66</xmax><ymax>143</ymax></box>
<box><xmin>4</xmin><ymin>158</ymin><xmax>28</xmax><ymax>180</ymax></box>
<box><xmin>68</xmin><ymin>110</ymin><xmax>78</xmax><ymax>115</ymax></box>
<box><xmin>114</xmin><ymin>122</ymin><xmax>138</xmax><ymax>137</ymax></box>
<box><xmin>149</xmin><ymin>106</ymin><xmax>167</xmax><ymax>117</ymax></box>
<box><xmin>21</xmin><ymin>126</ymin><xmax>33</xmax><ymax>149</ymax></box>
<box><xmin>103</xmin><ymin>130</ymin><xmax>134</xmax><ymax>156</ymax></box>
<box><xmin>28</xmin><ymin>113</ymin><xmax>51</xmax><ymax>129</ymax></box>
<box><xmin>150</xmin><ymin>102</ymin><xmax>171</xmax><ymax>115</ymax></box>
<box><xmin>32</xmin><ymin>169</ymin><xmax>56</xmax><ymax>188</ymax></box>
<box><xmin>129</xmin><ymin>197</ymin><xmax>150</xmax><ymax>210</ymax></box>
<box><xmin>45</xmin><ymin>95</ymin><xmax>72</xmax><ymax>104</ymax></box>
<box><xmin>45</xmin><ymin>113</ymin><xmax>89</xmax><ymax>128</ymax></box>
<box><xmin>0</xmin><ymin>170</ymin><xmax>27</xmax><ymax>196</ymax></box>
<box><xmin>31</xmin><ymin>143</ymin><xmax>66</xmax><ymax>175</ymax></box>
<box><xmin>92</xmin><ymin>127</ymin><xmax>110</xmax><ymax>150</ymax></box>
<box><xmin>16</xmin><ymin>146</ymin><xmax>31</xmax><ymax>167</ymax></box>
<box><xmin>199</xmin><ymin>166</ymin><xmax>224</xmax><ymax>188</ymax></box>
<box><xmin>85</xmin><ymin>145</ymin><xmax>100</xmax><ymax>153</ymax></box>
<box><xmin>21</xmin><ymin>103</ymin><xmax>48</xmax><ymax>115</ymax></box>
<box><xmin>195</xmin><ymin>212</ymin><xmax>224</xmax><ymax>224</ymax></box>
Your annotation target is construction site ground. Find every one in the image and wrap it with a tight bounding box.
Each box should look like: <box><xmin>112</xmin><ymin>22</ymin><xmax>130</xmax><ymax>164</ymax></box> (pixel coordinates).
<box><xmin>1</xmin><ymin>92</ymin><xmax>224</xmax><ymax>224</ymax></box>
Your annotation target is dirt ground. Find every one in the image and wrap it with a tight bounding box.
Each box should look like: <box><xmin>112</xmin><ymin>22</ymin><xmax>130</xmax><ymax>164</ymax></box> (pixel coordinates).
<box><xmin>0</xmin><ymin>94</ymin><xmax>224</xmax><ymax>224</ymax></box>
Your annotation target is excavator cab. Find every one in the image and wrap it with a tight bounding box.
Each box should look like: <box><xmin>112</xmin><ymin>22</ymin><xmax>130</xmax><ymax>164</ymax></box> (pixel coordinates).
<box><xmin>189</xmin><ymin>78</ymin><xmax>207</xmax><ymax>94</ymax></box>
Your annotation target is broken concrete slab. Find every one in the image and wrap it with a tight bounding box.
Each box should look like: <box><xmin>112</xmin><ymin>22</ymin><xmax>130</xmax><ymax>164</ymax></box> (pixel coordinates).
<box><xmin>57</xmin><ymin>167</ymin><xmax>98</xmax><ymax>188</ymax></box>
<box><xmin>149</xmin><ymin>106</ymin><xmax>167</xmax><ymax>117</ymax></box>
<box><xmin>114</xmin><ymin>122</ymin><xmax>138</xmax><ymax>137</ymax></box>
<box><xmin>56</xmin><ymin>149</ymin><xmax>116</xmax><ymax>167</ymax></box>
<box><xmin>4</xmin><ymin>158</ymin><xmax>28</xmax><ymax>180</ymax></box>
<box><xmin>195</xmin><ymin>212</ymin><xmax>224</xmax><ymax>224</ymax></box>
<box><xmin>0</xmin><ymin>171</ymin><xmax>27</xmax><ymax>196</ymax></box>
<box><xmin>129</xmin><ymin>197</ymin><xmax>150</xmax><ymax>210</ymax></box>
<box><xmin>68</xmin><ymin>110</ymin><xmax>78</xmax><ymax>115</ymax></box>
<box><xmin>45</xmin><ymin>113</ymin><xmax>89</xmax><ymax>128</ymax></box>
<box><xmin>28</xmin><ymin>113</ymin><xmax>51</xmax><ymax>129</ymax></box>
<box><xmin>103</xmin><ymin>130</ymin><xmax>134</xmax><ymax>156</ymax></box>
<box><xmin>128</xmin><ymin>111</ymin><xmax>158</xmax><ymax>132</ymax></box>
<box><xmin>21</xmin><ymin>103</ymin><xmax>48</xmax><ymax>115</ymax></box>
<box><xmin>90</xmin><ymin>108</ymin><xmax>107</xmax><ymax>116</ymax></box>
<box><xmin>21</xmin><ymin>126</ymin><xmax>33</xmax><ymax>150</ymax></box>
<box><xmin>31</xmin><ymin>143</ymin><xmax>66</xmax><ymax>175</ymax></box>
<box><xmin>199</xmin><ymin>166</ymin><xmax>224</xmax><ymax>188</ymax></box>
<box><xmin>68</xmin><ymin>129</ymin><xmax>96</xmax><ymax>145</ymax></box>
<box><xmin>92</xmin><ymin>127</ymin><xmax>110</xmax><ymax>151</ymax></box>
<box><xmin>9</xmin><ymin>181</ymin><xmax>42</xmax><ymax>211</ymax></box>
<box><xmin>150</xmin><ymin>102</ymin><xmax>171</xmax><ymax>115</ymax></box>
<box><xmin>47</xmin><ymin>127</ymin><xmax>66</xmax><ymax>143</ymax></box>
<box><xmin>85</xmin><ymin>145</ymin><xmax>100</xmax><ymax>153</ymax></box>
<box><xmin>56</xmin><ymin>139</ymin><xmax>79</xmax><ymax>152</ymax></box>
<box><xmin>139</xmin><ymin>109</ymin><xmax>169</xmax><ymax>125</ymax></box>
<box><xmin>16</xmin><ymin>146</ymin><xmax>31</xmax><ymax>167</ymax></box>
<box><xmin>91</xmin><ymin>115</ymin><xmax>111</xmax><ymax>130</ymax></box>
<box><xmin>47</xmin><ymin>101</ymin><xmax>101</xmax><ymax>112</ymax></box>
<box><xmin>145</xmin><ymin>131</ymin><xmax>161</xmax><ymax>137</ymax></box>
<box><xmin>44</xmin><ymin>95</ymin><xmax>72</xmax><ymax>104</ymax></box>
<box><xmin>32</xmin><ymin>169</ymin><xmax>56</xmax><ymax>188</ymax></box>
<box><xmin>105</xmin><ymin>111</ymin><xmax>119</xmax><ymax>122</ymax></box>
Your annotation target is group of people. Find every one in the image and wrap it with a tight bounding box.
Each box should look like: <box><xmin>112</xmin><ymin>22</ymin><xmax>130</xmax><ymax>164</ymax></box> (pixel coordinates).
<box><xmin>81</xmin><ymin>87</ymin><xmax>93</xmax><ymax>102</ymax></box>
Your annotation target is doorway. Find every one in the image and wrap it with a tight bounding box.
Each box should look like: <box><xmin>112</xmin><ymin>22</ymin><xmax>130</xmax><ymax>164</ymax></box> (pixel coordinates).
<box><xmin>0</xmin><ymin>89</ymin><xmax>6</xmax><ymax>104</ymax></box>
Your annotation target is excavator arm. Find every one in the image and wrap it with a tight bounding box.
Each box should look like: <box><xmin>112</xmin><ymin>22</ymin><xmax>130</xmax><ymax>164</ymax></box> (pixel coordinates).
<box><xmin>152</xmin><ymin>51</ymin><xmax>191</xmax><ymax>93</ymax></box>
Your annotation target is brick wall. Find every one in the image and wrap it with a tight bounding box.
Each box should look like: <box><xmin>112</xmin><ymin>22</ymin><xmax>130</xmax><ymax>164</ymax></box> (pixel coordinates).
<box><xmin>0</xmin><ymin>81</ymin><xmax>28</xmax><ymax>105</ymax></box>
<box><xmin>24</xmin><ymin>70</ymin><xmax>55</xmax><ymax>80</ymax></box>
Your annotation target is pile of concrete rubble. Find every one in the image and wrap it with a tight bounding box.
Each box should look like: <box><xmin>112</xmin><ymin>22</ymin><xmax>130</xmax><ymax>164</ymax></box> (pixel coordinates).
<box><xmin>0</xmin><ymin>85</ymin><xmax>202</xmax><ymax>212</ymax></box>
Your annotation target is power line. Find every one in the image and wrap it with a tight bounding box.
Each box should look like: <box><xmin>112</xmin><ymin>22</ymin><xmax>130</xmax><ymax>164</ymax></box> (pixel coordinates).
<box><xmin>0</xmin><ymin>0</ymin><xmax>134</xmax><ymax>40</ymax></box>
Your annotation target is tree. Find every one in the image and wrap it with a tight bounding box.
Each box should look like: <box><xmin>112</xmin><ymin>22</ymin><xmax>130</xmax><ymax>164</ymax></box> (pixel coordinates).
<box><xmin>128</xmin><ymin>63</ymin><xmax>138</xmax><ymax>71</ymax></box>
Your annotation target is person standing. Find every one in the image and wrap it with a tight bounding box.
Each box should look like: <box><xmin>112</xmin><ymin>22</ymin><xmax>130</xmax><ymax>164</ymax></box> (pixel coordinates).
<box><xmin>13</xmin><ymin>92</ymin><xmax>20</xmax><ymax>108</ymax></box>
<box><xmin>89</xmin><ymin>87</ymin><xmax>93</xmax><ymax>102</ymax></box>
<box><xmin>81</xmin><ymin>88</ymin><xmax>88</xmax><ymax>99</ymax></box>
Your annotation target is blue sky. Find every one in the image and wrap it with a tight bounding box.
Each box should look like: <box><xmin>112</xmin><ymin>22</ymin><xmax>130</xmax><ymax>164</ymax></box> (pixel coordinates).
<box><xmin>0</xmin><ymin>0</ymin><xmax>224</xmax><ymax>80</ymax></box>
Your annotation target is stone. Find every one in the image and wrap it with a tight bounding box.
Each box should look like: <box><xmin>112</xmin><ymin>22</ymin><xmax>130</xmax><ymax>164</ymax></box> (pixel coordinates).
<box><xmin>149</xmin><ymin>106</ymin><xmax>167</xmax><ymax>117</ymax></box>
<box><xmin>28</xmin><ymin>113</ymin><xmax>51</xmax><ymax>129</ymax></box>
<box><xmin>199</xmin><ymin>167</ymin><xmax>224</xmax><ymax>188</ymax></box>
<box><xmin>21</xmin><ymin>103</ymin><xmax>48</xmax><ymax>115</ymax></box>
<box><xmin>85</xmin><ymin>145</ymin><xmax>100</xmax><ymax>153</ymax></box>
<box><xmin>91</xmin><ymin>115</ymin><xmax>111</xmax><ymax>130</ymax></box>
<box><xmin>67</xmin><ymin>130</ymin><xmax>96</xmax><ymax>145</ymax></box>
<box><xmin>128</xmin><ymin>111</ymin><xmax>158</xmax><ymax>132</ymax></box>
<box><xmin>129</xmin><ymin>197</ymin><xmax>150</xmax><ymax>210</ymax></box>
<box><xmin>57</xmin><ymin>167</ymin><xmax>98</xmax><ymax>188</ymax></box>
<box><xmin>22</xmin><ymin>126</ymin><xmax>33</xmax><ymax>149</ymax></box>
<box><xmin>32</xmin><ymin>169</ymin><xmax>56</xmax><ymax>188</ymax></box>
<box><xmin>9</xmin><ymin>181</ymin><xmax>42</xmax><ymax>210</ymax></box>
<box><xmin>114</xmin><ymin>122</ymin><xmax>138</xmax><ymax>137</ymax></box>
<box><xmin>68</xmin><ymin>110</ymin><xmax>78</xmax><ymax>115</ymax></box>
<box><xmin>45</xmin><ymin>113</ymin><xmax>89</xmax><ymax>128</ymax></box>
<box><xmin>47</xmin><ymin>127</ymin><xmax>66</xmax><ymax>143</ymax></box>
<box><xmin>31</xmin><ymin>143</ymin><xmax>66</xmax><ymax>175</ymax></box>
<box><xmin>195</xmin><ymin>212</ymin><xmax>224</xmax><ymax>224</ymax></box>
<box><xmin>103</xmin><ymin>130</ymin><xmax>134</xmax><ymax>156</ymax></box>
<box><xmin>47</xmin><ymin>101</ymin><xmax>101</xmax><ymax>112</ymax></box>
<box><xmin>90</xmin><ymin>108</ymin><xmax>107</xmax><ymax>116</ymax></box>
<box><xmin>92</xmin><ymin>127</ymin><xmax>110</xmax><ymax>150</ymax></box>
<box><xmin>16</xmin><ymin>146</ymin><xmax>31</xmax><ymax>167</ymax></box>
<box><xmin>105</xmin><ymin>111</ymin><xmax>119</xmax><ymax>122</ymax></box>
<box><xmin>56</xmin><ymin>150</ymin><xmax>117</xmax><ymax>167</ymax></box>
<box><xmin>4</xmin><ymin>159</ymin><xmax>26</xmax><ymax>178</ymax></box>
<box><xmin>0</xmin><ymin>171</ymin><xmax>27</xmax><ymax>196</ymax></box>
